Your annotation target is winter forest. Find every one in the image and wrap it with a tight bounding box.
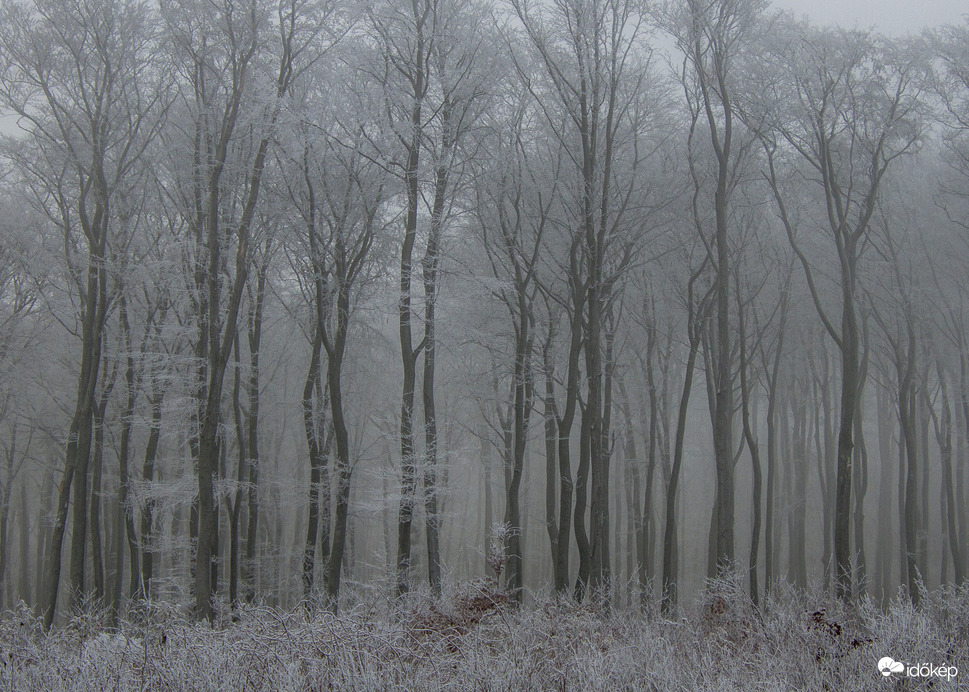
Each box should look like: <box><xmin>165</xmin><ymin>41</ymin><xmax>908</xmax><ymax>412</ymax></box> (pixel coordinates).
<box><xmin>1</xmin><ymin>0</ymin><xmax>969</xmax><ymax>688</ymax></box>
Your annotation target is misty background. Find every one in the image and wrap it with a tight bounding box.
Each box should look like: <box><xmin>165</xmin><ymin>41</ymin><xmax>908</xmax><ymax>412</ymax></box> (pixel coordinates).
<box><xmin>0</xmin><ymin>0</ymin><xmax>967</xmax><ymax>634</ymax></box>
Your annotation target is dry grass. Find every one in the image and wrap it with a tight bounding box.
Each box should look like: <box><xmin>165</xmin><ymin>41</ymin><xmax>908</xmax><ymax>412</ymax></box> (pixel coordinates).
<box><xmin>2</xmin><ymin>576</ymin><xmax>967</xmax><ymax>690</ymax></box>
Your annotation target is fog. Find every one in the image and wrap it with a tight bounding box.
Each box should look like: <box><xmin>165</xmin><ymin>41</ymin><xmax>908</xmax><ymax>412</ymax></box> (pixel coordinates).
<box><xmin>0</xmin><ymin>0</ymin><xmax>968</xmax><ymax>687</ymax></box>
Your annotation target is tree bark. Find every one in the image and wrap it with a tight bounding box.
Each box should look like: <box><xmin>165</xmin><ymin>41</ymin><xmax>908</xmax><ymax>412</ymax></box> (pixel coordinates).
<box><xmin>139</xmin><ymin>383</ymin><xmax>163</xmax><ymax>600</ymax></box>
<box><xmin>736</xmin><ymin>275</ymin><xmax>761</xmax><ymax>606</ymax></box>
<box><xmin>301</xmin><ymin>325</ymin><xmax>327</xmax><ymax>601</ymax></box>
<box><xmin>931</xmin><ymin>366</ymin><xmax>963</xmax><ymax>584</ymax></box>
<box><xmin>393</xmin><ymin>0</ymin><xmax>430</xmax><ymax>600</ymax></box>
<box><xmin>661</xmin><ymin>274</ymin><xmax>706</xmax><ymax>614</ymax></box>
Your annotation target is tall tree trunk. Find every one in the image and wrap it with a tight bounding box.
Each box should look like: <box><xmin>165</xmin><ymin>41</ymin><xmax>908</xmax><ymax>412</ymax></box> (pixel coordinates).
<box><xmin>585</xmin><ymin>291</ymin><xmax>616</xmax><ymax>605</ymax></box>
<box><xmin>139</xmin><ymin>385</ymin><xmax>163</xmax><ymax>600</ymax></box>
<box><xmin>642</xmin><ymin>327</ymin><xmax>659</xmax><ymax>593</ymax></box>
<box><xmin>421</xmin><ymin>133</ymin><xmax>454</xmax><ymax>598</ymax></box>
<box><xmin>736</xmin><ymin>277</ymin><xmax>761</xmax><ymax>607</ymax></box>
<box><xmin>573</xmin><ymin>405</ymin><xmax>592</xmax><ymax>600</ymax></box>
<box><xmin>853</xmin><ymin>323</ymin><xmax>870</xmax><ymax>596</ymax></box>
<box><xmin>701</xmin><ymin>30</ymin><xmax>737</xmax><ymax>578</ymax></box>
<box><xmin>554</xmin><ymin>286</ymin><xmax>586</xmax><ymax>595</ymax></box>
<box><xmin>812</xmin><ymin>352</ymin><xmax>834</xmax><ymax>594</ymax></box>
<box><xmin>482</xmin><ymin>429</ymin><xmax>494</xmax><ymax>575</ymax></box>
<box><xmin>37</xmin><ymin>475</ymin><xmax>53</xmax><ymax>619</ymax></box>
<box><xmin>617</xmin><ymin>377</ymin><xmax>645</xmax><ymax>606</ymax></box>
<box><xmin>110</xmin><ymin>484</ymin><xmax>123</xmax><ymax>620</ymax></box>
<box><xmin>0</xmin><ymin>431</ymin><xmax>13</xmax><ymax>610</ymax></box>
<box><xmin>662</xmin><ymin>291</ymin><xmax>704</xmax><ymax>615</ymax></box>
<box><xmin>90</xmin><ymin>384</ymin><xmax>112</xmax><ymax>604</ymax></box>
<box><xmin>19</xmin><ymin>481</ymin><xmax>31</xmax><ymax>606</ymax></box>
<box><xmin>228</xmin><ymin>336</ymin><xmax>246</xmax><ymax>610</ymax></box>
<box><xmin>897</xmin><ymin>327</ymin><xmax>921</xmax><ymax>606</ymax></box>
<box><xmin>117</xmin><ymin>295</ymin><xmax>142</xmax><ymax>601</ymax></box>
<box><xmin>544</xmin><ymin>347</ymin><xmax>559</xmax><ymax>576</ymax></box>
<box><xmin>242</xmin><ymin>265</ymin><xmax>266</xmax><ymax>604</ymax></box>
<box><xmin>323</xmin><ymin>208</ymin><xmax>379</xmax><ymax>606</ymax></box>
<box><xmin>931</xmin><ymin>367</ymin><xmax>962</xmax><ymax>584</ymax></box>
<box><xmin>918</xmin><ymin>383</ymin><xmax>931</xmax><ymax>584</ymax></box>
<box><xmin>875</xmin><ymin>380</ymin><xmax>895</xmax><ymax>606</ymax></box>
<box><xmin>958</xmin><ymin>351</ymin><xmax>969</xmax><ymax>582</ymax></box>
<box><xmin>762</xmin><ymin>291</ymin><xmax>787</xmax><ymax>598</ymax></box>
<box><xmin>833</xmin><ymin>278</ymin><xmax>861</xmax><ymax>601</ymax></box>
<box><xmin>191</xmin><ymin>13</ymin><xmax>296</xmax><ymax>620</ymax></box>
<box><xmin>503</xmin><ymin>301</ymin><xmax>532</xmax><ymax>603</ymax></box>
<box><xmin>394</xmin><ymin>2</ymin><xmax>428</xmax><ymax>599</ymax></box>
<box><xmin>325</xmin><ymin>353</ymin><xmax>351</xmax><ymax>609</ymax></box>
<box><xmin>54</xmin><ymin>253</ymin><xmax>107</xmax><ymax>627</ymax></box>
<box><xmin>790</xmin><ymin>394</ymin><xmax>808</xmax><ymax>590</ymax></box>
<box><xmin>301</xmin><ymin>325</ymin><xmax>327</xmax><ymax>601</ymax></box>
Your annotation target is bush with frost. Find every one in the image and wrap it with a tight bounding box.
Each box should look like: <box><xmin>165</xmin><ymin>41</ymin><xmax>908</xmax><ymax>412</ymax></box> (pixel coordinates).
<box><xmin>2</xmin><ymin>576</ymin><xmax>967</xmax><ymax>690</ymax></box>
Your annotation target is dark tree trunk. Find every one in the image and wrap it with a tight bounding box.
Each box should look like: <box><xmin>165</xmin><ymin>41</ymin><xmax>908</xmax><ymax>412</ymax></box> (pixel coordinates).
<box><xmin>544</xmin><ymin>348</ymin><xmax>559</xmax><ymax>576</ymax></box>
<box><xmin>228</xmin><ymin>337</ymin><xmax>246</xmax><ymax>611</ymax></box>
<box><xmin>242</xmin><ymin>267</ymin><xmax>266</xmax><ymax>604</ymax></box>
<box><xmin>503</xmin><ymin>300</ymin><xmax>533</xmax><ymax>603</ymax></box>
<box><xmin>56</xmin><ymin>253</ymin><xmax>106</xmax><ymax>625</ymax></box>
<box><xmin>117</xmin><ymin>295</ymin><xmax>143</xmax><ymax>601</ymax></box>
<box><xmin>931</xmin><ymin>367</ymin><xmax>963</xmax><ymax>584</ymax></box>
<box><xmin>958</xmin><ymin>352</ymin><xmax>969</xmax><ymax>582</ymax></box>
<box><xmin>139</xmin><ymin>385</ymin><xmax>163</xmax><ymax>600</ymax></box>
<box><xmin>301</xmin><ymin>325</ymin><xmax>327</xmax><ymax>600</ymax></box>
<box><xmin>662</xmin><ymin>281</ymin><xmax>705</xmax><ymax>615</ymax></box>
<box><xmin>875</xmin><ymin>381</ymin><xmax>896</xmax><ymax>605</ymax></box>
<box><xmin>0</xmin><ymin>431</ymin><xmax>13</xmax><ymax>610</ymax></box>
<box><xmin>811</xmin><ymin>350</ymin><xmax>834</xmax><ymax>594</ymax></box>
<box><xmin>325</xmin><ymin>352</ymin><xmax>352</xmax><ymax>609</ymax></box>
<box><xmin>918</xmin><ymin>385</ymin><xmax>931</xmax><ymax>583</ymax></box>
<box><xmin>736</xmin><ymin>276</ymin><xmax>761</xmax><ymax>607</ymax></box>
<box><xmin>19</xmin><ymin>481</ymin><xmax>31</xmax><ymax>606</ymax></box>
<box><xmin>617</xmin><ymin>377</ymin><xmax>645</xmax><ymax>606</ymax></box>
<box><xmin>573</xmin><ymin>404</ymin><xmax>592</xmax><ymax>600</ymax></box>
<box><xmin>554</xmin><ymin>285</ymin><xmax>586</xmax><ymax>595</ymax></box>
<box><xmin>191</xmin><ymin>12</ymin><xmax>296</xmax><ymax>621</ymax></box>
<box><xmin>853</xmin><ymin>320</ymin><xmax>870</xmax><ymax>595</ymax></box>
<box><xmin>90</xmin><ymin>384</ymin><xmax>112</xmax><ymax>604</ymax></box>
<box><xmin>897</xmin><ymin>329</ymin><xmax>921</xmax><ymax>606</ymax></box>
<box><xmin>762</xmin><ymin>285</ymin><xmax>788</xmax><ymax>598</ymax></box>
<box><xmin>421</xmin><ymin>140</ymin><xmax>454</xmax><ymax>599</ymax></box>
<box><xmin>642</xmin><ymin>326</ymin><xmax>659</xmax><ymax>594</ymax></box>
<box><xmin>790</xmin><ymin>393</ymin><xmax>808</xmax><ymax>590</ymax></box>
<box><xmin>394</xmin><ymin>3</ymin><xmax>428</xmax><ymax>600</ymax></box>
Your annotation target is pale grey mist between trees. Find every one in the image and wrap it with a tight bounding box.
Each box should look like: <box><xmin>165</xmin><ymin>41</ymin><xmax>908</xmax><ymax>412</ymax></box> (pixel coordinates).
<box><xmin>0</xmin><ymin>0</ymin><xmax>968</xmax><ymax>671</ymax></box>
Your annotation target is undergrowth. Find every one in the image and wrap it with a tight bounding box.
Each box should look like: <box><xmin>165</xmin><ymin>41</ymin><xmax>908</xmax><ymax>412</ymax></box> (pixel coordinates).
<box><xmin>2</xmin><ymin>576</ymin><xmax>967</xmax><ymax>690</ymax></box>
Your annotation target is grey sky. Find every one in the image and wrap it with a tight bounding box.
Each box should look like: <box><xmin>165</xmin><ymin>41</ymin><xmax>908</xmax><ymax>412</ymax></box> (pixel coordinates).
<box><xmin>772</xmin><ymin>0</ymin><xmax>967</xmax><ymax>35</ymax></box>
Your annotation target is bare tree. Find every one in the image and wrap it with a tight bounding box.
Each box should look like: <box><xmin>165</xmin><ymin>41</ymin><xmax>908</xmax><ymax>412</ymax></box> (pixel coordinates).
<box><xmin>509</xmin><ymin>0</ymin><xmax>655</xmax><ymax>603</ymax></box>
<box><xmin>663</xmin><ymin>0</ymin><xmax>766</xmax><ymax>580</ymax></box>
<box><xmin>161</xmin><ymin>0</ymin><xmax>332</xmax><ymax>620</ymax></box>
<box><xmin>758</xmin><ymin>25</ymin><xmax>927</xmax><ymax>601</ymax></box>
<box><xmin>0</xmin><ymin>0</ymin><xmax>170</xmax><ymax>628</ymax></box>
<box><xmin>369</xmin><ymin>0</ymin><xmax>492</xmax><ymax>597</ymax></box>
<box><xmin>472</xmin><ymin>94</ymin><xmax>560</xmax><ymax>600</ymax></box>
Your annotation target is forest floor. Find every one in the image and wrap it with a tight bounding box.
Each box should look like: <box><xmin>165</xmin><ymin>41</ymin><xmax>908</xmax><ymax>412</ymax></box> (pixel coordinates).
<box><xmin>2</xmin><ymin>577</ymin><xmax>967</xmax><ymax>690</ymax></box>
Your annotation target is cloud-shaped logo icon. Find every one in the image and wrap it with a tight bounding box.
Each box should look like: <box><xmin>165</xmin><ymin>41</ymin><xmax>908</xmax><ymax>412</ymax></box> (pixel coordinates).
<box><xmin>878</xmin><ymin>657</ymin><xmax>905</xmax><ymax>677</ymax></box>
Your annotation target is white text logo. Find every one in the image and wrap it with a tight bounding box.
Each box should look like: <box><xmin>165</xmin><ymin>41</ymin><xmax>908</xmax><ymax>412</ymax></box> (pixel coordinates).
<box><xmin>878</xmin><ymin>656</ymin><xmax>958</xmax><ymax>681</ymax></box>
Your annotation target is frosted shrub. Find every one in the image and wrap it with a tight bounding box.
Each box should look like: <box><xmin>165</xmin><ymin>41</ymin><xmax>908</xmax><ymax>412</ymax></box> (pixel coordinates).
<box><xmin>2</xmin><ymin>580</ymin><xmax>968</xmax><ymax>690</ymax></box>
